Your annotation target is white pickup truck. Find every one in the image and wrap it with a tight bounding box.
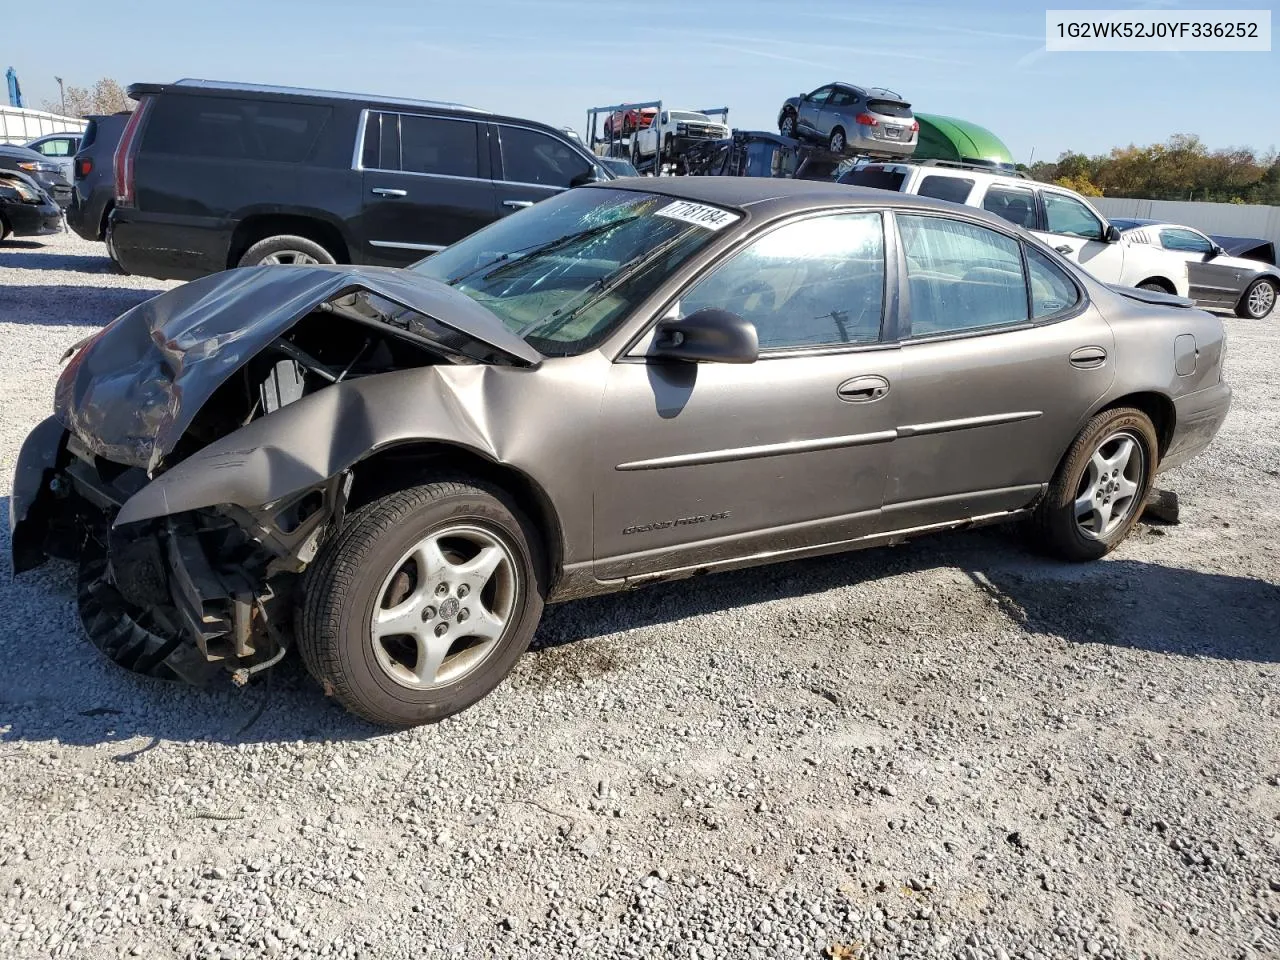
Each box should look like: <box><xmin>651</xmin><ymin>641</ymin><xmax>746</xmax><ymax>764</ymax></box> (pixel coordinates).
<box><xmin>631</xmin><ymin>109</ymin><xmax>729</xmax><ymax>167</ymax></box>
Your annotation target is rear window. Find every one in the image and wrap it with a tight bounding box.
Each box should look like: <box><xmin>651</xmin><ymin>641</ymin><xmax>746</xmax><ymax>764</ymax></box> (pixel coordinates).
<box><xmin>142</xmin><ymin>95</ymin><xmax>331</xmax><ymax>163</ymax></box>
<box><xmin>867</xmin><ymin>99</ymin><xmax>912</xmax><ymax>119</ymax></box>
<box><xmin>917</xmin><ymin>175</ymin><xmax>974</xmax><ymax>204</ymax></box>
<box><xmin>839</xmin><ymin>167</ymin><xmax>906</xmax><ymax>192</ymax></box>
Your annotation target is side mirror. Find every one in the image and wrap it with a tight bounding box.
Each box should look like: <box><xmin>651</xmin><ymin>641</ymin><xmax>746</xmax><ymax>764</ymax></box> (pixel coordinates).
<box><xmin>1209</xmin><ymin>244</ymin><xmax>1226</xmax><ymax>258</ymax></box>
<box><xmin>652</xmin><ymin>308</ymin><xmax>759</xmax><ymax>364</ymax></box>
<box><xmin>1104</xmin><ymin>225</ymin><xmax>1122</xmax><ymax>243</ymax></box>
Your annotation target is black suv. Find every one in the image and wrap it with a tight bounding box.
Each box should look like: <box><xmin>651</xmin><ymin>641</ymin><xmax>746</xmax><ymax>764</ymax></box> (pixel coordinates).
<box><xmin>66</xmin><ymin>112</ymin><xmax>133</xmax><ymax>248</ymax></box>
<box><xmin>110</xmin><ymin>80</ymin><xmax>613</xmax><ymax>280</ymax></box>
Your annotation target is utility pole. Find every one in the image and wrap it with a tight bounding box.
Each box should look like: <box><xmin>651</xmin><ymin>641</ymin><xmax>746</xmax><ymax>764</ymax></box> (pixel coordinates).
<box><xmin>55</xmin><ymin>76</ymin><xmax>65</xmax><ymax>115</ymax></box>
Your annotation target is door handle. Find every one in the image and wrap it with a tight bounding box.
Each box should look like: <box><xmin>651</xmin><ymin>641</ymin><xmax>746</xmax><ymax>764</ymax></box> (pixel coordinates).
<box><xmin>503</xmin><ymin>200</ymin><xmax>535</xmax><ymax>210</ymax></box>
<box><xmin>837</xmin><ymin>375</ymin><xmax>891</xmax><ymax>403</ymax></box>
<box><xmin>1069</xmin><ymin>345</ymin><xmax>1108</xmax><ymax>369</ymax></box>
<box><xmin>1054</xmin><ymin>244</ymin><xmax>1074</xmax><ymax>255</ymax></box>
<box><xmin>370</xmin><ymin>187</ymin><xmax>407</xmax><ymax>197</ymax></box>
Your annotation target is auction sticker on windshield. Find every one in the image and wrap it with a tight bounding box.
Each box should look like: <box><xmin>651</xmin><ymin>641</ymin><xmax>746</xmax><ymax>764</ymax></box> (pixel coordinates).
<box><xmin>655</xmin><ymin>200</ymin><xmax>741</xmax><ymax>231</ymax></box>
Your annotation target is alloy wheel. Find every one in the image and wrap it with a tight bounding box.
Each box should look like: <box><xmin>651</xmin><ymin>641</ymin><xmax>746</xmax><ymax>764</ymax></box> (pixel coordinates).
<box><xmin>830</xmin><ymin>131</ymin><xmax>845</xmax><ymax>153</ymax></box>
<box><xmin>1073</xmin><ymin>430</ymin><xmax>1145</xmax><ymax>540</ymax></box>
<box><xmin>259</xmin><ymin>250</ymin><xmax>321</xmax><ymax>265</ymax></box>
<box><xmin>1248</xmin><ymin>280</ymin><xmax>1276</xmax><ymax>318</ymax></box>
<box><xmin>370</xmin><ymin>523</ymin><xmax>517</xmax><ymax>690</ymax></box>
<box><xmin>780</xmin><ymin>115</ymin><xmax>795</xmax><ymax>137</ymax></box>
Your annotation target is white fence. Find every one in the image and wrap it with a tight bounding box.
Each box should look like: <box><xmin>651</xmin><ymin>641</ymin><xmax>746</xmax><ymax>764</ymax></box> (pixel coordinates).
<box><xmin>1093</xmin><ymin>197</ymin><xmax>1280</xmax><ymax>245</ymax></box>
<box><xmin>0</xmin><ymin>106</ymin><xmax>86</xmax><ymax>146</ymax></box>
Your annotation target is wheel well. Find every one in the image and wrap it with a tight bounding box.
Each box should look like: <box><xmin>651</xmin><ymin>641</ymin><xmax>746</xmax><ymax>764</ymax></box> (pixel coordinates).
<box><xmin>1136</xmin><ymin>277</ymin><xmax>1175</xmax><ymax>294</ymax></box>
<box><xmin>345</xmin><ymin>441</ymin><xmax>565</xmax><ymax>585</ymax></box>
<box><xmin>227</xmin><ymin>214</ymin><xmax>349</xmax><ymax>269</ymax></box>
<box><xmin>1102</xmin><ymin>391</ymin><xmax>1176</xmax><ymax>457</ymax></box>
<box><xmin>97</xmin><ymin>201</ymin><xmax>114</xmax><ymax>240</ymax></box>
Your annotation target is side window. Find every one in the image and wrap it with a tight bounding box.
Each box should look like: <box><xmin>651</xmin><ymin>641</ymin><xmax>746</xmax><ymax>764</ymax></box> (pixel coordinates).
<box><xmin>678</xmin><ymin>213</ymin><xmax>885</xmax><ymax>350</ymax></box>
<box><xmin>499</xmin><ymin>126</ymin><xmax>592</xmax><ymax>188</ymax></box>
<box><xmin>806</xmin><ymin>86</ymin><xmax>834</xmax><ymax>104</ymax></box>
<box><xmin>361</xmin><ymin>111</ymin><xmax>401</xmax><ymax>170</ymax></box>
<box><xmin>1042</xmin><ymin>192</ymin><xmax>1104</xmax><ymax>240</ymax></box>
<box><xmin>38</xmin><ymin>139</ymin><xmax>72</xmax><ymax>157</ymax></box>
<box><xmin>141</xmin><ymin>95</ymin><xmax>331</xmax><ymax>162</ymax></box>
<box><xmin>917</xmin><ymin>175</ymin><xmax>974</xmax><ymax>204</ymax></box>
<box><xmin>826</xmin><ymin>89</ymin><xmax>857</xmax><ymax>108</ymax></box>
<box><xmin>982</xmin><ymin>185</ymin><xmax>1037</xmax><ymax>229</ymax></box>
<box><xmin>400</xmin><ymin>115</ymin><xmax>479</xmax><ymax>178</ymax></box>
<box><xmin>1159</xmin><ymin>228</ymin><xmax>1213</xmax><ymax>253</ymax></box>
<box><xmin>1026</xmin><ymin>246</ymin><xmax>1081</xmax><ymax>318</ymax></box>
<box><xmin>898</xmin><ymin>214</ymin><xmax>1028</xmax><ymax>336</ymax></box>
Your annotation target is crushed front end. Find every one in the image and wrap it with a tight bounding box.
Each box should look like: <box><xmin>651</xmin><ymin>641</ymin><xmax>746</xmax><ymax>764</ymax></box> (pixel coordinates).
<box><xmin>10</xmin><ymin>262</ymin><xmax>536</xmax><ymax>688</ymax></box>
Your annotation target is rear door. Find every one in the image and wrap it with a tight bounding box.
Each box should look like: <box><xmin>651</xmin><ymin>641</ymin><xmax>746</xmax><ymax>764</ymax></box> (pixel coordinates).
<box><xmin>887</xmin><ymin>211</ymin><xmax>1114</xmax><ymax>528</ymax></box>
<box><xmin>490</xmin><ymin>122</ymin><xmax>597</xmax><ymax>219</ymax></box>
<box><xmin>358</xmin><ymin>110</ymin><xmax>496</xmax><ymax>264</ymax></box>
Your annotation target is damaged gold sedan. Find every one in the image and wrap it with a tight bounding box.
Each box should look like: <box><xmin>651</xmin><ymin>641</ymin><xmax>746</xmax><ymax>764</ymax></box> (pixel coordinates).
<box><xmin>11</xmin><ymin>180</ymin><xmax>1231</xmax><ymax>726</ymax></box>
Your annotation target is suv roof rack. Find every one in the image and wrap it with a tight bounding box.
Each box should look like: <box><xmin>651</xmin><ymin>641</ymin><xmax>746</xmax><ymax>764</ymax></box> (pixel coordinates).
<box><xmin>159</xmin><ymin>79</ymin><xmax>487</xmax><ymax>114</ymax></box>
<box><xmin>852</xmin><ymin>156</ymin><xmax>1027</xmax><ymax>178</ymax></box>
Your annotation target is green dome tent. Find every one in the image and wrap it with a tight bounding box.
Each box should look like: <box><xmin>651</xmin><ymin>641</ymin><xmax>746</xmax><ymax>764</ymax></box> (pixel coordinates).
<box><xmin>913</xmin><ymin>114</ymin><xmax>1016</xmax><ymax>171</ymax></box>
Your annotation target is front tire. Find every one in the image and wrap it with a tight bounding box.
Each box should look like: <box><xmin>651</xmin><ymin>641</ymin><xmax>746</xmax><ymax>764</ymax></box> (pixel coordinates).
<box><xmin>298</xmin><ymin>480</ymin><xmax>545</xmax><ymax>727</ymax></box>
<box><xmin>1137</xmin><ymin>281</ymin><xmax>1171</xmax><ymax>294</ymax></box>
<box><xmin>1237</xmin><ymin>276</ymin><xmax>1277</xmax><ymax>319</ymax></box>
<box><xmin>238</xmin><ymin>234</ymin><xmax>336</xmax><ymax>268</ymax></box>
<box><xmin>779</xmin><ymin>112</ymin><xmax>796</xmax><ymax>138</ymax></box>
<box><xmin>829</xmin><ymin>128</ymin><xmax>847</xmax><ymax>154</ymax></box>
<box><xmin>1030</xmin><ymin>407</ymin><xmax>1158</xmax><ymax>562</ymax></box>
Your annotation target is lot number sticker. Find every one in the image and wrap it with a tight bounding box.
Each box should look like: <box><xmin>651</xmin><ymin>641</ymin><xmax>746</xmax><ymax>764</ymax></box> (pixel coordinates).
<box><xmin>655</xmin><ymin>200</ymin><xmax>741</xmax><ymax>231</ymax></box>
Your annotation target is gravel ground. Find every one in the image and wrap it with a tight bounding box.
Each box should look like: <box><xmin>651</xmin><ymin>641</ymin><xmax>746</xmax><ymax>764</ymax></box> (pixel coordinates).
<box><xmin>1</xmin><ymin>230</ymin><xmax>1278</xmax><ymax>960</ymax></box>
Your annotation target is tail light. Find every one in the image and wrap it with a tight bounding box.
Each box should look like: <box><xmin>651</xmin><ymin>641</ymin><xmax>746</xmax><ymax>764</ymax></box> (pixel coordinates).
<box><xmin>75</xmin><ymin>157</ymin><xmax>93</xmax><ymax>180</ymax></box>
<box><xmin>113</xmin><ymin>97</ymin><xmax>152</xmax><ymax>208</ymax></box>
<box><xmin>854</xmin><ymin>113</ymin><xmax>879</xmax><ymax>127</ymax></box>
<box><xmin>910</xmin><ymin>120</ymin><xmax>920</xmax><ymax>132</ymax></box>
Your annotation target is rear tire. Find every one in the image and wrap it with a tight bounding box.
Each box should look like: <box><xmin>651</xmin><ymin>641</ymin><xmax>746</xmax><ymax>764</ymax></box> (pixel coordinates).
<box><xmin>298</xmin><ymin>479</ymin><xmax>545</xmax><ymax>728</ymax></box>
<box><xmin>1030</xmin><ymin>407</ymin><xmax>1158</xmax><ymax>562</ymax></box>
<box><xmin>238</xmin><ymin>234</ymin><xmax>336</xmax><ymax>268</ymax></box>
<box><xmin>1138</xmin><ymin>281</ymin><xmax>1171</xmax><ymax>294</ymax></box>
<box><xmin>1237</xmin><ymin>276</ymin><xmax>1277</xmax><ymax>319</ymax></box>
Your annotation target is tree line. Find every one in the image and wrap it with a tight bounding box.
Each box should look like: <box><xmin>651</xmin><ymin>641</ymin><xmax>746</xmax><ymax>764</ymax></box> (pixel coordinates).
<box><xmin>40</xmin><ymin>78</ymin><xmax>132</xmax><ymax>118</ymax></box>
<box><xmin>1024</xmin><ymin>134</ymin><xmax>1280</xmax><ymax>205</ymax></box>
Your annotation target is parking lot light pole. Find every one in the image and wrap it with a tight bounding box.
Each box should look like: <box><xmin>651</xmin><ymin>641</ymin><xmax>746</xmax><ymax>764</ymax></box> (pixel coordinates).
<box><xmin>55</xmin><ymin>76</ymin><xmax>65</xmax><ymax>115</ymax></box>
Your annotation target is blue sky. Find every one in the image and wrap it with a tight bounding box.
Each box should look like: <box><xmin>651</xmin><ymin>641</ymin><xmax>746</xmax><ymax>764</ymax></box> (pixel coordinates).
<box><xmin>10</xmin><ymin>0</ymin><xmax>1278</xmax><ymax>163</ymax></box>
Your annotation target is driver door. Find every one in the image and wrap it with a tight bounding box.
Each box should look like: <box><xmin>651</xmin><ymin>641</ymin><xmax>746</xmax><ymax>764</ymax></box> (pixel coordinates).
<box><xmin>592</xmin><ymin>211</ymin><xmax>900</xmax><ymax>580</ymax></box>
<box><xmin>1031</xmin><ymin>189</ymin><xmax>1126</xmax><ymax>283</ymax></box>
<box><xmin>797</xmin><ymin>87</ymin><xmax>833</xmax><ymax>139</ymax></box>
<box><xmin>1160</xmin><ymin>227</ymin><xmax>1237</xmax><ymax>305</ymax></box>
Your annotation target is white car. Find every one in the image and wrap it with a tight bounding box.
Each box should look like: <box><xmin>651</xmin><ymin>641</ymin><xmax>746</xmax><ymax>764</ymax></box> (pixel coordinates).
<box><xmin>24</xmin><ymin>133</ymin><xmax>82</xmax><ymax>184</ymax></box>
<box><xmin>839</xmin><ymin>161</ymin><xmax>1190</xmax><ymax>298</ymax></box>
<box><xmin>631</xmin><ymin>109</ymin><xmax>729</xmax><ymax>166</ymax></box>
<box><xmin>1111</xmin><ymin>219</ymin><xmax>1279</xmax><ymax>319</ymax></box>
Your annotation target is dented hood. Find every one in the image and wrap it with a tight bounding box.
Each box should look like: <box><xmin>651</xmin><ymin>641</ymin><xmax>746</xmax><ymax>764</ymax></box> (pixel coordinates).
<box><xmin>54</xmin><ymin>264</ymin><xmax>542</xmax><ymax>472</ymax></box>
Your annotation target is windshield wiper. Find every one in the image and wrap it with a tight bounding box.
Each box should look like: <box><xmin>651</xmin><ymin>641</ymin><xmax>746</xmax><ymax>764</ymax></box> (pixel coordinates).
<box><xmin>444</xmin><ymin>216</ymin><xmax>641</xmax><ymax>288</ymax></box>
<box><xmin>518</xmin><ymin>231</ymin><xmax>692</xmax><ymax>340</ymax></box>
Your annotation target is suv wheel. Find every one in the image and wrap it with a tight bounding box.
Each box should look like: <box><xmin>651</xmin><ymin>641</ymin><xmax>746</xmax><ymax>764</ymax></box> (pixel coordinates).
<box><xmin>779</xmin><ymin>113</ymin><xmax>796</xmax><ymax>138</ymax></box>
<box><xmin>829</xmin><ymin>128</ymin><xmax>847</xmax><ymax>154</ymax></box>
<box><xmin>298</xmin><ymin>479</ymin><xmax>546</xmax><ymax>727</ymax></box>
<box><xmin>239</xmin><ymin>234</ymin><xmax>336</xmax><ymax>268</ymax></box>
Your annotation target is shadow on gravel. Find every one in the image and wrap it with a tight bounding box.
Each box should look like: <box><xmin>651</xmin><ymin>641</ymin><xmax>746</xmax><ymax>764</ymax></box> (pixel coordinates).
<box><xmin>0</xmin><ymin>285</ymin><xmax>167</xmax><ymax>326</ymax></box>
<box><xmin>532</xmin><ymin>526</ymin><xmax>1280</xmax><ymax>666</ymax></box>
<box><xmin>0</xmin><ymin>249</ymin><xmax>115</xmax><ymax>273</ymax></box>
<box><xmin>1</xmin><ymin>513</ymin><xmax>1276</xmax><ymax>751</ymax></box>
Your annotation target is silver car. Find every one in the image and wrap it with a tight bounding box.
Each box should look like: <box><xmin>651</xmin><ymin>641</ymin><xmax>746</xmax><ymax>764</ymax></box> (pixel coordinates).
<box><xmin>778</xmin><ymin>83</ymin><xmax>918</xmax><ymax>157</ymax></box>
<box><xmin>12</xmin><ymin>178</ymin><xmax>1230</xmax><ymax>727</ymax></box>
<box><xmin>1112</xmin><ymin>219</ymin><xmax>1278</xmax><ymax>319</ymax></box>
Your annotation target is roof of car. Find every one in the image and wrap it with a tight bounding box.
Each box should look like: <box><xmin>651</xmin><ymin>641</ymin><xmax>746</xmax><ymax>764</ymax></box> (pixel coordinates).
<box><xmin>590</xmin><ymin>175</ymin><xmax>999</xmax><ymax>219</ymax></box>
<box><xmin>127</xmin><ymin>79</ymin><xmax>487</xmax><ymax>114</ymax></box>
